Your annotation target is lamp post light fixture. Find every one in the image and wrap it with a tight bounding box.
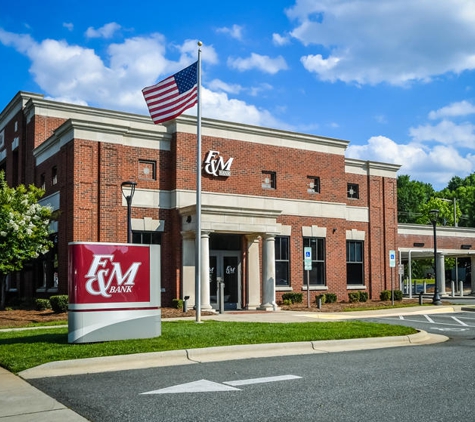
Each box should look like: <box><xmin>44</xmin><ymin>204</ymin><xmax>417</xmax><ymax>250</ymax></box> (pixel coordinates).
<box><xmin>121</xmin><ymin>181</ymin><xmax>137</xmax><ymax>243</ymax></box>
<box><xmin>429</xmin><ymin>209</ymin><xmax>442</xmax><ymax>305</ymax></box>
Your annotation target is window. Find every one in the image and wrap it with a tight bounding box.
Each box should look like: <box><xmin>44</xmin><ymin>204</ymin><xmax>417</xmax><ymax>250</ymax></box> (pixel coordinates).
<box><xmin>347</xmin><ymin>183</ymin><xmax>359</xmax><ymax>199</ymax></box>
<box><xmin>303</xmin><ymin>237</ymin><xmax>325</xmax><ymax>285</ymax></box>
<box><xmin>52</xmin><ymin>166</ymin><xmax>58</xmax><ymax>185</ymax></box>
<box><xmin>40</xmin><ymin>173</ymin><xmax>46</xmax><ymax>190</ymax></box>
<box><xmin>307</xmin><ymin>176</ymin><xmax>320</xmax><ymax>194</ymax></box>
<box><xmin>138</xmin><ymin>160</ymin><xmax>156</xmax><ymax>180</ymax></box>
<box><xmin>132</xmin><ymin>231</ymin><xmax>161</xmax><ymax>245</ymax></box>
<box><xmin>262</xmin><ymin>171</ymin><xmax>276</xmax><ymax>189</ymax></box>
<box><xmin>275</xmin><ymin>236</ymin><xmax>289</xmax><ymax>286</ymax></box>
<box><xmin>347</xmin><ymin>240</ymin><xmax>364</xmax><ymax>285</ymax></box>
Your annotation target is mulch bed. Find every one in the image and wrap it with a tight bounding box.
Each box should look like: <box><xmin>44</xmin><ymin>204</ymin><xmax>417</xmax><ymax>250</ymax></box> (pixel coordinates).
<box><xmin>0</xmin><ymin>299</ymin><xmax>427</xmax><ymax>328</ymax></box>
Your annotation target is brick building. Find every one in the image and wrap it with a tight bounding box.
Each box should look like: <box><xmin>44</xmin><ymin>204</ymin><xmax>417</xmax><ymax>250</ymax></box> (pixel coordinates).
<box><xmin>1</xmin><ymin>91</ymin><xmax>403</xmax><ymax>308</ymax></box>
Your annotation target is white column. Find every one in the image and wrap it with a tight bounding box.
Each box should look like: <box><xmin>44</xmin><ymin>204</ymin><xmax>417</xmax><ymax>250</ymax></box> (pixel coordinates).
<box><xmin>181</xmin><ymin>232</ymin><xmax>196</xmax><ymax>306</ymax></box>
<box><xmin>246</xmin><ymin>235</ymin><xmax>261</xmax><ymax>310</ymax></box>
<box><xmin>200</xmin><ymin>231</ymin><xmax>213</xmax><ymax>311</ymax></box>
<box><xmin>259</xmin><ymin>234</ymin><xmax>279</xmax><ymax>311</ymax></box>
<box><xmin>436</xmin><ymin>252</ymin><xmax>445</xmax><ymax>295</ymax></box>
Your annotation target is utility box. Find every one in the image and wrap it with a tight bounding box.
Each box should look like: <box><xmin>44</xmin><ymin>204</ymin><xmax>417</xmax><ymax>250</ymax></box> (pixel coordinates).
<box><xmin>68</xmin><ymin>242</ymin><xmax>161</xmax><ymax>343</ymax></box>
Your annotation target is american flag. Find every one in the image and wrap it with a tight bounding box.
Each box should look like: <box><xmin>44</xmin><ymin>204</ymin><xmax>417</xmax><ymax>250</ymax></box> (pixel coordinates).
<box><xmin>142</xmin><ymin>62</ymin><xmax>198</xmax><ymax>124</ymax></box>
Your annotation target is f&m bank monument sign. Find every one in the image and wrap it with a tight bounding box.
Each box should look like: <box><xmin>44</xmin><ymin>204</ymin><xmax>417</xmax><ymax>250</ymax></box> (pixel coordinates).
<box><xmin>68</xmin><ymin>242</ymin><xmax>161</xmax><ymax>343</ymax></box>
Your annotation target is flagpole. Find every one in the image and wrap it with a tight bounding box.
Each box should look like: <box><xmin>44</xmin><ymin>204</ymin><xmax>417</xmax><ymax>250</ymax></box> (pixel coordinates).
<box><xmin>195</xmin><ymin>41</ymin><xmax>203</xmax><ymax>323</ymax></box>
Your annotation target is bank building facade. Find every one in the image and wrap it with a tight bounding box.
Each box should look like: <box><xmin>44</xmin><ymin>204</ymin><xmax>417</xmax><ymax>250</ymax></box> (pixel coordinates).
<box><xmin>1</xmin><ymin>91</ymin><xmax>402</xmax><ymax>309</ymax></box>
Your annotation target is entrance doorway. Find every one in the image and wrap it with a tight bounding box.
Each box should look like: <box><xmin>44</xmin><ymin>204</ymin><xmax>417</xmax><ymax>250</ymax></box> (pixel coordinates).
<box><xmin>209</xmin><ymin>251</ymin><xmax>241</xmax><ymax>310</ymax></box>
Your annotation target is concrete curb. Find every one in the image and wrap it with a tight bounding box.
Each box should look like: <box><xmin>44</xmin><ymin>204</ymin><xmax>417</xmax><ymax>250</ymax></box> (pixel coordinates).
<box><xmin>300</xmin><ymin>305</ymin><xmax>463</xmax><ymax>320</ymax></box>
<box><xmin>19</xmin><ymin>330</ymin><xmax>448</xmax><ymax>380</ymax></box>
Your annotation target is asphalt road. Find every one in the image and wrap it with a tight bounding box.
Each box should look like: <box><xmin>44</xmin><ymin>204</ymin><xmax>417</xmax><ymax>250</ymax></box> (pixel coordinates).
<box><xmin>29</xmin><ymin>311</ymin><xmax>475</xmax><ymax>422</ymax></box>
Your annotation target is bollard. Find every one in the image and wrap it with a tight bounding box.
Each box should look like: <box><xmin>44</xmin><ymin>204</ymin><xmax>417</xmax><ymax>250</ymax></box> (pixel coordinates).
<box><xmin>460</xmin><ymin>280</ymin><xmax>464</xmax><ymax>297</ymax></box>
<box><xmin>218</xmin><ymin>279</ymin><xmax>225</xmax><ymax>314</ymax></box>
<box><xmin>317</xmin><ymin>297</ymin><xmax>322</xmax><ymax>310</ymax></box>
<box><xmin>451</xmin><ymin>281</ymin><xmax>455</xmax><ymax>297</ymax></box>
<box><xmin>419</xmin><ymin>291</ymin><xmax>423</xmax><ymax>306</ymax></box>
<box><xmin>423</xmin><ymin>281</ymin><xmax>427</xmax><ymax>294</ymax></box>
<box><xmin>183</xmin><ymin>295</ymin><xmax>190</xmax><ymax>313</ymax></box>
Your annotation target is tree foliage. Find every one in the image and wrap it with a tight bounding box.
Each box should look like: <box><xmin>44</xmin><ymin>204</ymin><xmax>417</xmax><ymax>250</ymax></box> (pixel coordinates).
<box><xmin>0</xmin><ymin>171</ymin><xmax>53</xmax><ymax>308</ymax></box>
<box><xmin>398</xmin><ymin>173</ymin><xmax>475</xmax><ymax>227</ymax></box>
<box><xmin>397</xmin><ymin>175</ymin><xmax>434</xmax><ymax>223</ymax></box>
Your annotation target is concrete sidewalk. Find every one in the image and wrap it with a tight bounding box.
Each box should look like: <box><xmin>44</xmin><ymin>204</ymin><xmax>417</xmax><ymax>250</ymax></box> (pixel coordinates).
<box><xmin>2</xmin><ymin>304</ymin><xmax>473</xmax><ymax>421</ymax></box>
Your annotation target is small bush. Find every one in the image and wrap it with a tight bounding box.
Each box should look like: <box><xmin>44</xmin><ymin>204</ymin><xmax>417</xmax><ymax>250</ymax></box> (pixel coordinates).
<box><xmin>316</xmin><ymin>294</ymin><xmax>326</xmax><ymax>305</ymax></box>
<box><xmin>359</xmin><ymin>291</ymin><xmax>368</xmax><ymax>302</ymax></box>
<box><xmin>35</xmin><ymin>298</ymin><xmax>51</xmax><ymax>311</ymax></box>
<box><xmin>282</xmin><ymin>299</ymin><xmax>293</xmax><ymax>306</ymax></box>
<box><xmin>282</xmin><ymin>293</ymin><xmax>303</xmax><ymax>304</ymax></box>
<box><xmin>325</xmin><ymin>293</ymin><xmax>337</xmax><ymax>303</ymax></box>
<box><xmin>393</xmin><ymin>290</ymin><xmax>403</xmax><ymax>301</ymax></box>
<box><xmin>172</xmin><ymin>299</ymin><xmax>183</xmax><ymax>309</ymax></box>
<box><xmin>348</xmin><ymin>291</ymin><xmax>360</xmax><ymax>303</ymax></box>
<box><xmin>49</xmin><ymin>295</ymin><xmax>68</xmax><ymax>313</ymax></box>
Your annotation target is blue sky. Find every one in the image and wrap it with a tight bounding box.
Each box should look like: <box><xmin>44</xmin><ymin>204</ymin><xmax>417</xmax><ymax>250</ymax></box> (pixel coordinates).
<box><xmin>1</xmin><ymin>0</ymin><xmax>475</xmax><ymax>190</ymax></box>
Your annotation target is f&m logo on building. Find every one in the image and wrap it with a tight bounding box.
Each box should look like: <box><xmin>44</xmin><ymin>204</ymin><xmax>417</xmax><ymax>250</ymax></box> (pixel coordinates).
<box><xmin>204</xmin><ymin>150</ymin><xmax>234</xmax><ymax>177</ymax></box>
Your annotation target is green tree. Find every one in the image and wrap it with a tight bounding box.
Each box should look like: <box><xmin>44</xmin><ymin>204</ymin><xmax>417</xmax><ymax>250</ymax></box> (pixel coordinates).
<box><xmin>415</xmin><ymin>197</ymin><xmax>462</xmax><ymax>226</ymax></box>
<box><xmin>0</xmin><ymin>172</ymin><xmax>53</xmax><ymax>309</ymax></box>
<box><xmin>397</xmin><ymin>175</ymin><xmax>435</xmax><ymax>223</ymax></box>
<box><xmin>444</xmin><ymin>173</ymin><xmax>475</xmax><ymax>227</ymax></box>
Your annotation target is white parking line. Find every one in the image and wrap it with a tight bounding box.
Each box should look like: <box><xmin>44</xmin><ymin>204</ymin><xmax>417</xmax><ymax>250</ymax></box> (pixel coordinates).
<box><xmin>452</xmin><ymin>316</ymin><xmax>468</xmax><ymax>326</ymax></box>
<box><xmin>424</xmin><ymin>315</ymin><xmax>435</xmax><ymax>323</ymax></box>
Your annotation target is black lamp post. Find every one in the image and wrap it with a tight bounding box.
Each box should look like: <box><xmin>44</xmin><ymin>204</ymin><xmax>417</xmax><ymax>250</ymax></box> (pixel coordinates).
<box><xmin>121</xmin><ymin>181</ymin><xmax>137</xmax><ymax>243</ymax></box>
<box><xmin>429</xmin><ymin>209</ymin><xmax>442</xmax><ymax>305</ymax></box>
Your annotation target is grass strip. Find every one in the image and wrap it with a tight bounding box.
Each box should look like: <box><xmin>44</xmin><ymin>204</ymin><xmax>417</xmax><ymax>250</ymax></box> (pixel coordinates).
<box><xmin>0</xmin><ymin>320</ymin><xmax>416</xmax><ymax>374</ymax></box>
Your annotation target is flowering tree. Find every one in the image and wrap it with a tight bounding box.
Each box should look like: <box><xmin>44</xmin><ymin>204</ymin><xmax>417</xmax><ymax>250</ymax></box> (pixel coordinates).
<box><xmin>0</xmin><ymin>171</ymin><xmax>53</xmax><ymax>309</ymax></box>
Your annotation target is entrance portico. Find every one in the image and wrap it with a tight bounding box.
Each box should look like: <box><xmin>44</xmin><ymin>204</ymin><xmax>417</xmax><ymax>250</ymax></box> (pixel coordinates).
<box><xmin>180</xmin><ymin>205</ymin><xmax>282</xmax><ymax>311</ymax></box>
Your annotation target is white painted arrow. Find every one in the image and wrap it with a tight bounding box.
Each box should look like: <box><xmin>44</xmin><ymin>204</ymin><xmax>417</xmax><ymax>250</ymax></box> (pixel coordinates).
<box><xmin>141</xmin><ymin>374</ymin><xmax>302</xmax><ymax>395</ymax></box>
<box><xmin>141</xmin><ymin>379</ymin><xmax>240</xmax><ymax>395</ymax></box>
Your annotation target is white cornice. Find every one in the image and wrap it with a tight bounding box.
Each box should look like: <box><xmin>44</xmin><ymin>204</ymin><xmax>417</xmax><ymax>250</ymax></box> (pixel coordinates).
<box><xmin>0</xmin><ymin>92</ymin><xmax>44</xmax><ymax>131</ymax></box>
<box><xmin>164</xmin><ymin>114</ymin><xmax>350</xmax><ymax>155</ymax></box>
<box><xmin>345</xmin><ymin>158</ymin><xmax>401</xmax><ymax>178</ymax></box>
<box><xmin>34</xmin><ymin>118</ymin><xmax>171</xmax><ymax>165</ymax></box>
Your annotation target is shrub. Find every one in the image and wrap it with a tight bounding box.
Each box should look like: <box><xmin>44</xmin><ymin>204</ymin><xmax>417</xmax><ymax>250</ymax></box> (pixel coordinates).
<box><xmin>316</xmin><ymin>294</ymin><xmax>326</xmax><ymax>305</ymax></box>
<box><xmin>325</xmin><ymin>293</ymin><xmax>337</xmax><ymax>303</ymax></box>
<box><xmin>348</xmin><ymin>291</ymin><xmax>360</xmax><ymax>303</ymax></box>
<box><xmin>359</xmin><ymin>291</ymin><xmax>368</xmax><ymax>302</ymax></box>
<box><xmin>380</xmin><ymin>290</ymin><xmax>403</xmax><ymax>301</ymax></box>
<box><xmin>281</xmin><ymin>293</ymin><xmax>303</xmax><ymax>304</ymax></box>
<box><xmin>172</xmin><ymin>298</ymin><xmax>183</xmax><ymax>309</ymax></box>
<box><xmin>393</xmin><ymin>290</ymin><xmax>403</xmax><ymax>301</ymax></box>
<box><xmin>282</xmin><ymin>299</ymin><xmax>293</xmax><ymax>306</ymax></box>
<box><xmin>35</xmin><ymin>298</ymin><xmax>51</xmax><ymax>311</ymax></box>
<box><xmin>49</xmin><ymin>295</ymin><xmax>68</xmax><ymax>313</ymax></box>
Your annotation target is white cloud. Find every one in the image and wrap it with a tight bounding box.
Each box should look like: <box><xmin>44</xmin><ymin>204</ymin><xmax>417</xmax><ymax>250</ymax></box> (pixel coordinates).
<box><xmin>346</xmin><ymin>135</ymin><xmax>473</xmax><ymax>188</ymax></box>
<box><xmin>85</xmin><ymin>22</ymin><xmax>121</xmax><ymax>39</ymax></box>
<box><xmin>409</xmin><ymin>120</ymin><xmax>475</xmax><ymax>147</ymax></box>
<box><xmin>272</xmin><ymin>33</ymin><xmax>290</xmax><ymax>46</ymax></box>
<box><xmin>428</xmin><ymin>100</ymin><xmax>475</xmax><ymax>120</ymax></box>
<box><xmin>286</xmin><ymin>0</ymin><xmax>475</xmax><ymax>85</ymax></box>
<box><xmin>0</xmin><ymin>28</ymin><xmax>283</xmax><ymax>130</ymax></box>
<box><xmin>63</xmin><ymin>23</ymin><xmax>74</xmax><ymax>31</ymax></box>
<box><xmin>177</xmin><ymin>39</ymin><xmax>218</xmax><ymax>66</ymax></box>
<box><xmin>228</xmin><ymin>53</ymin><xmax>288</xmax><ymax>74</ymax></box>
<box><xmin>207</xmin><ymin>79</ymin><xmax>243</xmax><ymax>94</ymax></box>
<box><xmin>216</xmin><ymin>24</ymin><xmax>243</xmax><ymax>40</ymax></box>
<box><xmin>200</xmin><ymin>88</ymin><xmax>290</xmax><ymax>129</ymax></box>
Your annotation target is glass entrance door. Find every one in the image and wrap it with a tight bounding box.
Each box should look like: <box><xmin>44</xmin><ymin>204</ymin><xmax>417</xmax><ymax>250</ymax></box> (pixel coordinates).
<box><xmin>209</xmin><ymin>251</ymin><xmax>241</xmax><ymax>310</ymax></box>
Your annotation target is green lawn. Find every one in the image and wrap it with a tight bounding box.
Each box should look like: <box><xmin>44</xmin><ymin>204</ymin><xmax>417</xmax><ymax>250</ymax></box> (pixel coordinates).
<box><xmin>0</xmin><ymin>320</ymin><xmax>416</xmax><ymax>373</ymax></box>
